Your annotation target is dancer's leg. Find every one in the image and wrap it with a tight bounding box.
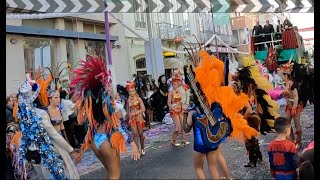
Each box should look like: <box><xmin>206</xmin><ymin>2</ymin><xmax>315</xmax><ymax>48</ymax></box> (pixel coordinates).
<box><xmin>137</xmin><ymin>124</ymin><xmax>145</xmax><ymax>154</ymax></box>
<box><xmin>131</xmin><ymin>125</ymin><xmax>140</xmax><ymax>151</ymax></box>
<box><xmin>206</xmin><ymin>150</ymin><xmax>220</xmax><ymax>179</ymax></box>
<box><xmin>217</xmin><ymin>147</ymin><xmax>231</xmax><ymax>179</ymax></box>
<box><xmin>171</xmin><ymin>114</ymin><xmax>181</xmax><ymax>146</ymax></box>
<box><xmin>193</xmin><ymin>151</ymin><xmax>206</xmax><ymax>179</ymax></box>
<box><xmin>100</xmin><ymin>140</ymin><xmax>121</xmax><ymax>179</ymax></box>
<box><xmin>178</xmin><ymin>112</ymin><xmax>188</xmax><ymax>144</ymax></box>
<box><xmin>285</xmin><ymin>111</ymin><xmax>294</xmax><ymax>141</ymax></box>
<box><xmin>292</xmin><ymin>111</ymin><xmax>302</xmax><ymax>148</ymax></box>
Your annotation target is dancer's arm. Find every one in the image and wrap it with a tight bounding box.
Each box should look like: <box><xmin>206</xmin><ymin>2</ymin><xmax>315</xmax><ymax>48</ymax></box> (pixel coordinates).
<box><xmin>116</xmin><ymin>117</ymin><xmax>140</xmax><ymax>160</ymax></box>
<box><xmin>167</xmin><ymin>91</ymin><xmax>173</xmax><ymax>109</ymax></box>
<box><xmin>40</xmin><ymin>110</ymin><xmax>74</xmax><ymax>153</ymax></box>
<box><xmin>135</xmin><ymin>97</ymin><xmax>146</xmax><ymax>115</ymax></box>
<box><xmin>183</xmin><ymin>110</ymin><xmax>194</xmax><ymax>133</ymax></box>
<box><xmin>243</xmin><ymin>102</ymin><xmax>253</xmax><ymax>119</ymax></box>
<box><xmin>292</xmin><ymin>88</ymin><xmax>299</xmax><ymax>108</ymax></box>
<box><xmin>291</xmin><ymin>88</ymin><xmax>299</xmax><ymax>116</ymax></box>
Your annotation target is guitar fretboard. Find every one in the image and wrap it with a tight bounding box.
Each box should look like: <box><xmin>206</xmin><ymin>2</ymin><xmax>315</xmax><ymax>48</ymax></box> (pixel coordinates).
<box><xmin>185</xmin><ymin>65</ymin><xmax>216</xmax><ymax>126</ymax></box>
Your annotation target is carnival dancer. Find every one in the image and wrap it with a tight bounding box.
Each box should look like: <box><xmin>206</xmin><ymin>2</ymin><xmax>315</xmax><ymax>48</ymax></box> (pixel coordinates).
<box><xmin>11</xmin><ymin>74</ymin><xmax>80</xmax><ymax>180</ymax></box>
<box><xmin>280</xmin><ymin>62</ymin><xmax>303</xmax><ymax>149</ymax></box>
<box><xmin>231</xmin><ymin>79</ymin><xmax>262</xmax><ymax>167</ymax></box>
<box><xmin>125</xmin><ymin>81</ymin><xmax>147</xmax><ymax>155</ymax></box>
<box><xmin>237</xmin><ymin>56</ymin><xmax>280</xmax><ymax>135</ymax></box>
<box><xmin>168</xmin><ymin>70</ymin><xmax>190</xmax><ymax>147</ymax></box>
<box><xmin>182</xmin><ymin>47</ymin><xmax>259</xmax><ymax>179</ymax></box>
<box><xmin>46</xmin><ymin>90</ymin><xmax>69</xmax><ymax>142</ymax></box>
<box><xmin>71</xmin><ymin>55</ymin><xmax>140</xmax><ymax>179</ymax></box>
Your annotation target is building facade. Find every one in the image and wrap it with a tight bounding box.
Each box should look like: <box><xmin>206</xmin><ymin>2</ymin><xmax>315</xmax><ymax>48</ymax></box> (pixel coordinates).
<box><xmin>6</xmin><ymin>14</ymin><xmax>130</xmax><ymax>94</ymax></box>
<box><xmin>7</xmin><ymin>10</ymin><xmax>253</xmax><ymax>94</ymax></box>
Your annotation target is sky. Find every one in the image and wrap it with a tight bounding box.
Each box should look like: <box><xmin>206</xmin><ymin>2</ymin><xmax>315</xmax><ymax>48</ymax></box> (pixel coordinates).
<box><xmin>289</xmin><ymin>13</ymin><xmax>314</xmax><ymax>44</ymax></box>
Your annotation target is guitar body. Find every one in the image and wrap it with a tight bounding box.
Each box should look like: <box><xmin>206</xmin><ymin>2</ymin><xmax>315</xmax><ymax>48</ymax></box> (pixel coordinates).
<box><xmin>193</xmin><ymin>102</ymin><xmax>232</xmax><ymax>149</ymax></box>
<box><xmin>184</xmin><ymin>64</ymin><xmax>232</xmax><ymax>150</ymax></box>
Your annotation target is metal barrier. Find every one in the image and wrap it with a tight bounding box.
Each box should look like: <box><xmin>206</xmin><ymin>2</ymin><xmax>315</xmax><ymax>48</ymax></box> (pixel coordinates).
<box><xmin>252</xmin><ymin>31</ymin><xmax>303</xmax><ymax>50</ymax></box>
<box><xmin>252</xmin><ymin>32</ymin><xmax>282</xmax><ymax>48</ymax></box>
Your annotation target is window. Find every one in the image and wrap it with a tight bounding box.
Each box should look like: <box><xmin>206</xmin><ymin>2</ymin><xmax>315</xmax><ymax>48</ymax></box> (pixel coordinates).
<box><xmin>136</xmin><ymin>58</ymin><xmax>146</xmax><ymax>69</ymax></box>
<box><xmin>66</xmin><ymin>39</ymin><xmax>75</xmax><ymax>66</ymax></box>
<box><xmin>239</xmin><ymin>29</ymin><xmax>247</xmax><ymax>44</ymax></box>
<box><xmin>135</xmin><ymin>13</ymin><xmax>146</xmax><ymax>28</ymax></box>
<box><xmin>183</xmin><ymin>13</ymin><xmax>190</xmax><ymax>35</ymax></box>
<box><xmin>65</xmin><ymin>20</ymin><xmax>74</xmax><ymax>31</ymax></box>
<box><xmin>199</xmin><ymin>15</ymin><xmax>204</xmax><ymax>32</ymax></box>
<box><xmin>84</xmin><ymin>41</ymin><xmax>106</xmax><ymax>60</ymax></box>
<box><xmin>232</xmin><ymin>30</ymin><xmax>239</xmax><ymax>44</ymax></box>
<box><xmin>135</xmin><ymin>57</ymin><xmax>146</xmax><ymax>76</ymax></box>
<box><xmin>135</xmin><ymin>0</ymin><xmax>147</xmax><ymax>28</ymax></box>
<box><xmin>83</xmin><ymin>23</ymin><xmax>95</xmax><ymax>33</ymax></box>
<box><xmin>23</xmin><ymin>39</ymin><xmax>55</xmax><ymax>74</ymax></box>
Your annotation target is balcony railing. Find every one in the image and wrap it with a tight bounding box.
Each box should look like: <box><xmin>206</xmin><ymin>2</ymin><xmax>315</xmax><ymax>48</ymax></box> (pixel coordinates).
<box><xmin>252</xmin><ymin>32</ymin><xmax>304</xmax><ymax>51</ymax></box>
<box><xmin>156</xmin><ymin>23</ymin><xmax>188</xmax><ymax>39</ymax></box>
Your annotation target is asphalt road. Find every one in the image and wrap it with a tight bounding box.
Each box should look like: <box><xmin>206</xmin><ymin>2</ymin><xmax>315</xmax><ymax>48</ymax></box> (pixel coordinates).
<box><xmin>80</xmin><ymin>105</ymin><xmax>314</xmax><ymax>179</ymax></box>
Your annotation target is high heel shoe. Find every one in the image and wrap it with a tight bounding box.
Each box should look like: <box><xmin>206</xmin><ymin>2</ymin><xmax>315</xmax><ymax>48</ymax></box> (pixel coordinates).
<box><xmin>141</xmin><ymin>149</ymin><xmax>146</xmax><ymax>156</ymax></box>
<box><xmin>244</xmin><ymin>160</ymin><xmax>257</xmax><ymax>167</ymax></box>
<box><xmin>171</xmin><ymin>140</ymin><xmax>180</xmax><ymax>147</ymax></box>
<box><xmin>180</xmin><ymin>141</ymin><xmax>190</xmax><ymax>147</ymax></box>
<box><xmin>255</xmin><ymin>146</ymin><xmax>262</xmax><ymax>161</ymax></box>
<box><xmin>257</xmin><ymin>153</ymin><xmax>262</xmax><ymax>161</ymax></box>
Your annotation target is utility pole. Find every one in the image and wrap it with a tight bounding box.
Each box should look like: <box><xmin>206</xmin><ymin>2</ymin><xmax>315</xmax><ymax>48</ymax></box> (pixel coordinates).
<box><xmin>146</xmin><ymin>1</ymin><xmax>158</xmax><ymax>79</ymax></box>
<box><xmin>210</xmin><ymin>1</ymin><xmax>220</xmax><ymax>58</ymax></box>
<box><xmin>104</xmin><ymin>11</ymin><xmax>112</xmax><ymax>65</ymax></box>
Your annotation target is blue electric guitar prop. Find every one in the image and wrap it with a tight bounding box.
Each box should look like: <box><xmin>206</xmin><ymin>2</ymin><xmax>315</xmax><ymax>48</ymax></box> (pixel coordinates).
<box><xmin>184</xmin><ymin>64</ymin><xmax>232</xmax><ymax>149</ymax></box>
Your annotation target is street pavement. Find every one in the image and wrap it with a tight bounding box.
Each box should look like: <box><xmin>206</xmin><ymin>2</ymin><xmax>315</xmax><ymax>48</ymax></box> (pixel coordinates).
<box><xmin>28</xmin><ymin>105</ymin><xmax>314</xmax><ymax>179</ymax></box>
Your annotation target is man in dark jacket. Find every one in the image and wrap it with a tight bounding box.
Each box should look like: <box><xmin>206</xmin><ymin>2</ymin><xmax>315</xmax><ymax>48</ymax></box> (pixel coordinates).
<box><xmin>6</xmin><ymin>96</ymin><xmax>14</xmax><ymax>126</ymax></box>
<box><xmin>276</xmin><ymin>19</ymin><xmax>283</xmax><ymax>44</ymax></box>
<box><xmin>263</xmin><ymin>20</ymin><xmax>275</xmax><ymax>48</ymax></box>
<box><xmin>252</xmin><ymin>21</ymin><xmax>264</xmax><ymax>51</ymax></box>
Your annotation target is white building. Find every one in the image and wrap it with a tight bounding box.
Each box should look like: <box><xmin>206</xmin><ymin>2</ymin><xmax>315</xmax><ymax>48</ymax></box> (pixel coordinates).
<box><xmin>6</xmin><ymin>13</ymin><xmax>130</xmax><ymax>94</ymax></box>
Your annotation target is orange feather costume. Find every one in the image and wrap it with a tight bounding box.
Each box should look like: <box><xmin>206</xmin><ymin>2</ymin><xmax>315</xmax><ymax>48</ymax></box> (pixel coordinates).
<box><xmin>194</xmin><ymin>51</ymin><xmax>259</xmax><ymax>141</ymax></box>
<box><xmin>70</xmin><ymin>55</ymin><xmax>131</xmax><ymax>154</ymax></box>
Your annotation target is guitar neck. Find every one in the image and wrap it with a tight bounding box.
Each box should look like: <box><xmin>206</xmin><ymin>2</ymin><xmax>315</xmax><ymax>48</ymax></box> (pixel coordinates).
<box><xmin>186</xmin><ymin>71</ymin><xmax>216</xmax><ymax>125</ymax></box>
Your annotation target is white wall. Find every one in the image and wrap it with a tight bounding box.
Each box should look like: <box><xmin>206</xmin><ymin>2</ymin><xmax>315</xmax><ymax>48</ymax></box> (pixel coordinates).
<box><xmin>109</xmin><ymin>13</ymin><xmax>131</xmax><ymax>84</ymax></box>
<box><xmin>6</xmin><ymin>34</ymin><xmax>26</xmax><ymax>94</ymax></box>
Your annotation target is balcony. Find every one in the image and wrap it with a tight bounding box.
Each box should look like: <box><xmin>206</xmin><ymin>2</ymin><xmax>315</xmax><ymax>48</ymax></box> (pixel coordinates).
<box><xmin>156</xmin><ymin>23</ymin><xmax>189</xmax><ymax>40</ymax></box>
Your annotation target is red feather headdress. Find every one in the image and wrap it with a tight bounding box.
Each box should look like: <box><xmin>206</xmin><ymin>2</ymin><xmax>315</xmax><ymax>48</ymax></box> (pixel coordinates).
<box><xmin>70</xmin><ymin>55</ymin><xmax>127</xmax><ymax>153</ymax></box>
<box><xmin>280</xmin><ymin>61</ymin><xmax>293</xmax><ymax>74</ymax></box>
<box><xmin>125</xmin><ymin>81</ymin><xmax>136</xmax><ymax>91</ymax></box>
<box><xmin>172</xmin><ymin>69</ymin><xmax>183</xmax><ymax>83</ymax></box>
<box><xmin>70</xmin><ymin>55</ymin><xmax>112</xmax><ymax>100</ymax></box>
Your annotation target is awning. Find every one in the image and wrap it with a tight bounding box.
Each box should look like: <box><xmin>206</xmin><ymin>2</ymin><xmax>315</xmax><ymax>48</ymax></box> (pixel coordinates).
<box><xmin>164</xmin><ymin>57</ymin><xmax>183</xmax><ymax>69</ymax></box>
<box><xmin>163</xmin><ymin>51</ymin><xmax>176</xmax><ymax>57</ymax></box>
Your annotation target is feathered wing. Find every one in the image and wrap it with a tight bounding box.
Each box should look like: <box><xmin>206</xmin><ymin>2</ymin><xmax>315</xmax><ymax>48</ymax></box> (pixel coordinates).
<box><xmin>36</xmin><ymin>73</ymin><xmax>53</xmax><ymax>107</ymax></box>
<box><xmin>238</xmin><ymin>56</ymin><xmax>279</xmax><ymax>129</ymax></box>
<box><xmin>70</xmin><ymin>55</ymin><xmax>125</xmax><ymax>153</ymax></box>
<box><xmin>241</xmin><ymin>55</ymin><xmax>273</xmax><ymax>92</ymax></box>
<box><xmin>194</xmin><ymin>50</ymin><xmax>259</xmax><ymax>142</ymax></box>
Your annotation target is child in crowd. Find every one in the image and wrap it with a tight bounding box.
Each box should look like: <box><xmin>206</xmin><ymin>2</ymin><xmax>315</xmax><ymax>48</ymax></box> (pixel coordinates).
<box><xmin>298</xmin><ymin>143</ymin><xmax>314</xmax><ymax>180</ymax></box>
<box><xmin>268</xmin><ymin>117</ymin><xmax>298</xmax><ymax>180</ymax></box>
